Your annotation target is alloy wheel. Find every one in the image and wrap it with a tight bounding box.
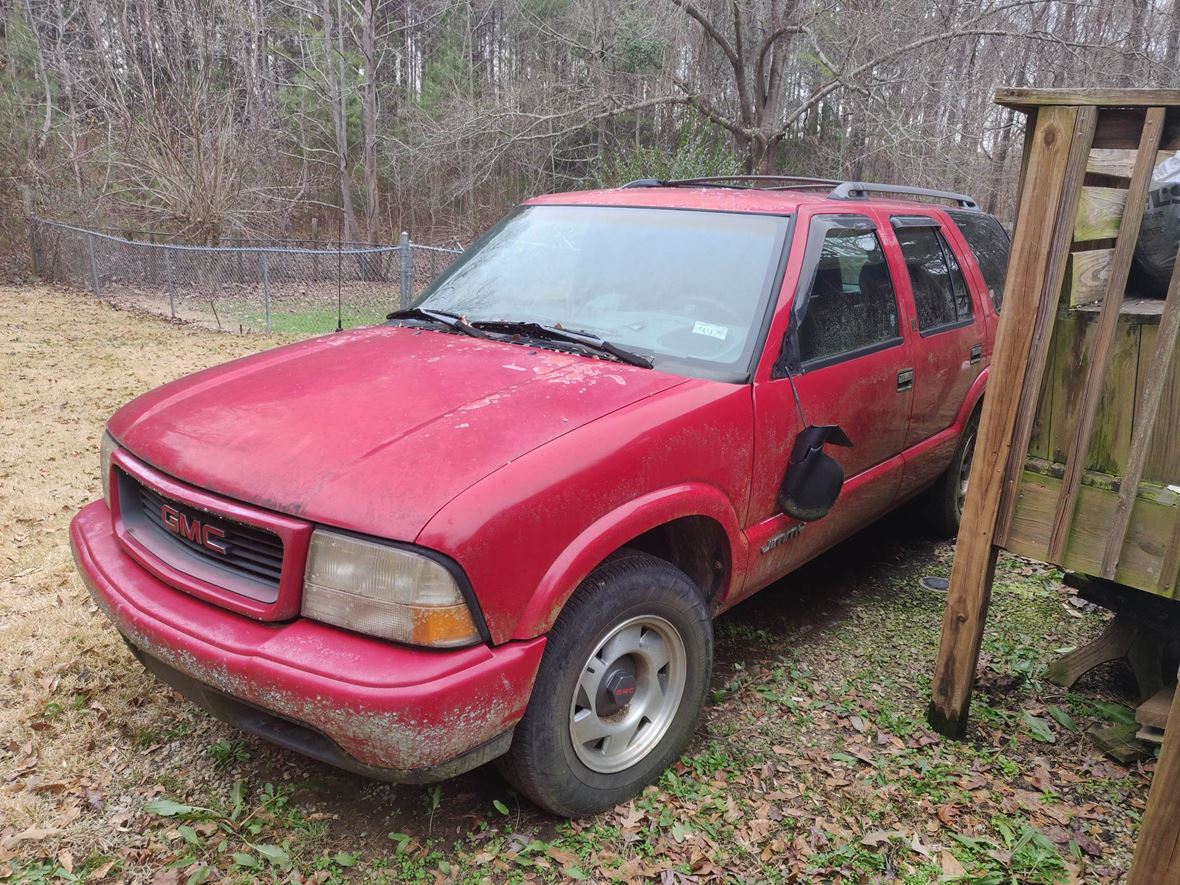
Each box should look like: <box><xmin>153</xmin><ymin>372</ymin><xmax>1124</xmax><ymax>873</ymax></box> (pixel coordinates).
<box><xmin>568</xmin><ymin>615</ymin><xmax>687</xmax><ymax>774</ymax></box>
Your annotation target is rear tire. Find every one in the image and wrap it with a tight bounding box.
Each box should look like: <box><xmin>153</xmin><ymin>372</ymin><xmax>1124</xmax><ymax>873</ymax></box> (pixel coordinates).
<box><xmin>498</xmin><ymin>550</ymin><xmax>712</xmax><ymax>817</ymax></box>
<box><xmin>928</xmin><ymin>409</ymin><xmax>979</xmax><ymax>538</ymax></box>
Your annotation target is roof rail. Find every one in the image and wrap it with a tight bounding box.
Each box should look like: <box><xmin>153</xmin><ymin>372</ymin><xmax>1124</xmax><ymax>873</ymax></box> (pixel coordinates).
<box><xmin>829</xmin><ymin>181</ymin><xmax>980</xmax><ymax>210</ymax></box>
<box><xmin>621</xmin><ymin>175</ymin><xmax>840</xmax><ymax>191</ymax></box>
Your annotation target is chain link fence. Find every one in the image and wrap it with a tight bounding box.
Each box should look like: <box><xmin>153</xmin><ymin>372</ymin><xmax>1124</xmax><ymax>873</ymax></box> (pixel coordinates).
<box><xmin>27</xmin><ymin>218</ymin><xmax>463</xmax><ymax>336</ymax></box>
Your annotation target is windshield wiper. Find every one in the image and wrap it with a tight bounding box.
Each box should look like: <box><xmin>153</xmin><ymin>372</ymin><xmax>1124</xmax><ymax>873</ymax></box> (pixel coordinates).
<box><xmin>387</xmin><ymin>307</ymin><xmax>486</xmax><ymax>338</ymax></box>
<box><xmin>469</xmin><ymin>320</ymin><xmax>652</xmax><ymax>368</ymax></box>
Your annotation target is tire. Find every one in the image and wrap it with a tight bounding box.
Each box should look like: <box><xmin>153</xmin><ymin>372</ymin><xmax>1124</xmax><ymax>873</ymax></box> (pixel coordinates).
<box><xmin>497</xmin><ymin>550</ymin><xmax>713</xmax><ymax>817</ymax></box>
<box><xmin>928</xmin><ymin>408</ymin><xmax>980</xmax><ymax>538</ymax></box>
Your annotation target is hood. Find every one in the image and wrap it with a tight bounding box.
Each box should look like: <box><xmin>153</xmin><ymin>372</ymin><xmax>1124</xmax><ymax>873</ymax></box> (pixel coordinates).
<box><xmin>109</xmin><ymin>325</ymin><xmax>685</xmax><ymax>540</ymax></box>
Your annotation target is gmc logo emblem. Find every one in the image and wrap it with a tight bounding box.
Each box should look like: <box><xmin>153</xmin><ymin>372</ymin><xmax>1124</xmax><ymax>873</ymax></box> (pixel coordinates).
<box><xmin>160</xmin><ymin>504</ymin><xmax>228</xmax><ymax>554</ymax></box>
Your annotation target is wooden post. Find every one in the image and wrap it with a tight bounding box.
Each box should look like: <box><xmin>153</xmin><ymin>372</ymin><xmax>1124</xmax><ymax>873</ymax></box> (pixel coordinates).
<box><xmin>927</xmin><ymin>105</ymin><xmax>1097</xmax><ymax>738</ymax></box>
<box><xmin>1128</xmin><ymin>670</ymin><xmax>1180</xmax><ymax>885</ymax></box>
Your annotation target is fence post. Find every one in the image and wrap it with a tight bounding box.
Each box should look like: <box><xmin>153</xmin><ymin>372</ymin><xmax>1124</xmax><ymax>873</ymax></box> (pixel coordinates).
<box><xmin>399</xmin><ymin>231</ymin><xmax>412</xmax><ymax>309</ymax></box>
<box><xmin>261</xmin><ymin>251</ymin><xmax>271</xmax><ymax>334</ymax></box>
<box><xmin>87</xmin><ymin>233</ymin><xmax>100</xmax><ymax>296</ymax></box>
<box><xmin>164</xmin><ymin>247</ymin><xmax>176</xmax><ymax>318</ymax></box>
<box><xmin>311</xmin><ymin>217</ymin><xmax>320</xmax><ymax>281</ymax></box>
<box><xmin>28</xmin><ymin>218</ymin><xmax>41</xmax><ymax>275</ymax></box>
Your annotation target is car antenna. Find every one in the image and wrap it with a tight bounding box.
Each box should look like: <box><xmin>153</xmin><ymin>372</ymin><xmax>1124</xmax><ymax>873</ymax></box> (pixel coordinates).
<box><xmin>782</xmin><ymin>359</ymin><xmax>809</xmax><ymax>429</ymax></box>
<box><xmin>336</xmin><ymin>219</ymin><xmax>344</xmax><ymax>333</ymax></box>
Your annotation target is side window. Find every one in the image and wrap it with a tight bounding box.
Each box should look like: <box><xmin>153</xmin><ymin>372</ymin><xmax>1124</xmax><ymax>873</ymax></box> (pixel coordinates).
<box><xmin>793</xmin><ymin>218</ymin><xmax>900</xmax><ymax>368</ymax></box>
<box><xmin>948</xmin><ymin>210</ymin><xmax>1011</xmax><ymax>312</ymax></box>
<box><xmin>893</xmin><ymin>221</ymin><xmax>973</xmax><ymax>333</ymax></box>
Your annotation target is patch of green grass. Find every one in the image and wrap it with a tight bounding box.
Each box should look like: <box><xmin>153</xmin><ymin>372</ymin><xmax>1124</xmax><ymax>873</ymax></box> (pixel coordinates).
<box><xmin>207</xmin><ymin>738</ymin><xmax>253</xmax><ymax>769</ymax></box>
<box><xmin>234</xmin><ymin>306</ymin><xmax>389</xmax><ymax>335</ymax></box>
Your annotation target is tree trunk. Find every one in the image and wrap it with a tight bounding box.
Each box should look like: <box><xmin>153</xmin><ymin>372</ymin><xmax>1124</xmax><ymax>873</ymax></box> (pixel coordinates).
<box><xmin>324</xmin><ymin>0</ymin><xmax>359</xmax><ymax>241</ymax></box>
<box><xmin>361</xmin><ymin>0</ymin><xmax>380</xmax><ymax>244</ymax></box>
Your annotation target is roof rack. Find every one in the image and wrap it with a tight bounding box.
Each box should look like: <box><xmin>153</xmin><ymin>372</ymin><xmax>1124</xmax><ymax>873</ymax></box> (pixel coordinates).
<box><xmin>620</xmin><ymin>175</ymin><xmax>981</xmax><ymax>210</ymax></box>
<box><xmin>830</xmin><ymin>181</ymin><xmax>980</xmax><ymax>210</ymax></box>
<box><xmin>621</xmin><ymin>175</ymin><xmax>840</xmax><ymax>191</ymax></box>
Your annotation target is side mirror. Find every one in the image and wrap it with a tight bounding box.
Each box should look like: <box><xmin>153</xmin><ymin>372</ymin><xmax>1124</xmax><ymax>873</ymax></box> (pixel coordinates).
<box><xmin>778</xmin><ymin>425</ymin><xmax>853</xmax><ymax>521</ymax></box>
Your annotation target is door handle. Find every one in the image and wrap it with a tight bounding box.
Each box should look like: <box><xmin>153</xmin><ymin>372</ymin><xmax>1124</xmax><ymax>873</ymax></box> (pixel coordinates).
<box><xmin>969</xmin><ymin>343</ymin><xmax>983</xmax><ymax>365</ymax></box>
<box><xmin>897</xmin><ymin>368</ymin><xmax>914</xmax><ymax>392</ymax></box>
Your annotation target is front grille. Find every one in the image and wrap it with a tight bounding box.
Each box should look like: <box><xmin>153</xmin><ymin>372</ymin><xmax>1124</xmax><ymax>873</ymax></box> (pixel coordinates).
<box><xmin>134</xmin><ymin>480</ymin><xmax>284</xmax><ymax>587</ymax></box>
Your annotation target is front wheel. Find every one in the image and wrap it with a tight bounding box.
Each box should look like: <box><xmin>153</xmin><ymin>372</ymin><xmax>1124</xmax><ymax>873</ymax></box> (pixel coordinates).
<box><xmin>498</xmin><ymin>550</ymin><xmax>712</xmax><ymax>817</ymax></box>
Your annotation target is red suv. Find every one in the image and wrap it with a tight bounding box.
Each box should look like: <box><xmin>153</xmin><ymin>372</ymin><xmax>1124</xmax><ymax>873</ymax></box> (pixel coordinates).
<box><xmin>71</xmin><ymin>177</ymin><xmax>1009</xmax><ymax>817</ymax></box>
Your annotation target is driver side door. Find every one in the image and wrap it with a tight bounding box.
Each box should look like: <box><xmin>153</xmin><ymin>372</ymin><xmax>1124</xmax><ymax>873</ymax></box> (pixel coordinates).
<box><xmin>741</xmin><ymin>211</ymin><xmax>915</xmax><ymax>597</ymax></box>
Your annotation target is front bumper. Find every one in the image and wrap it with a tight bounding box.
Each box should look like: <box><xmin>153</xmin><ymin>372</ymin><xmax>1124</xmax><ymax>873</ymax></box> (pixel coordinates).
<box><xmin>71</xmin><ymin>500</ymin><xmax>546</xmax><ymax>780</ymax></box>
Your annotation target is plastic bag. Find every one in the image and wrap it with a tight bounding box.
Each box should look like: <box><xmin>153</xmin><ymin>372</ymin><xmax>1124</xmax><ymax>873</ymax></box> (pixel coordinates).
<box><xmin>1133</xmin><ymin>152</ymin><xmax>1180</xmax><ymax>297</ymax></box>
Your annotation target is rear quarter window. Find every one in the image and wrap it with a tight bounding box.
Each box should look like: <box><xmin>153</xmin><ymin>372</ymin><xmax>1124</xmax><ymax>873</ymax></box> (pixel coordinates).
<box><xmin>948</xmin><ymin>211</ymin><xmax>1011</xmax><ymax>312</ymax></box>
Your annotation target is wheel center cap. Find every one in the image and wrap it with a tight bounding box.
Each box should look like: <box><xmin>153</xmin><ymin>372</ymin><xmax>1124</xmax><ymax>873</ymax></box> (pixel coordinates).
<box><xmin>597</xmin><ymin>658</ymin><xmax>638</xmax><ymax>715</ymax></box>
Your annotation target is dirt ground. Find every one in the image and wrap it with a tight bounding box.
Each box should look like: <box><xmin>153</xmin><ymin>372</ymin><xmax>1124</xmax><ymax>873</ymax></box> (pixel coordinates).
<box><xmin>0</xmin><ymin>284</ymin><xmax>1156</xmax><ymax>883</ymax></box>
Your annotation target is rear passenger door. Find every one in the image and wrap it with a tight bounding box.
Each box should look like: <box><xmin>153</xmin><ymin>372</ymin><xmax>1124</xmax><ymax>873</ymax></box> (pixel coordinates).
<box><xmin>885</xmin><ymin>214</ymin><xmax>987</xmax><ymax>486</ymax></box>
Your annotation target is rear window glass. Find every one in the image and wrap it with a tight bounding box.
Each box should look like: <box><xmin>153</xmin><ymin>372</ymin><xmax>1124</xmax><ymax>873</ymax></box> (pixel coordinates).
<box><xmin>948</xmin><ymin>211</ymin><xmax>1010</xmax><ymax>311</ymax></box>
<box><xmin>895</xmin><ymin>226</ymin><xmax>973</xmax><ymax>333</ymax></box>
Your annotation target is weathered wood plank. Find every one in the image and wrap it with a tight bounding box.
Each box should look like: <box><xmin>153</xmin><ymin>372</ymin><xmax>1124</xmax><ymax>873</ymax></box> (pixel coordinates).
<box><xmin>1092</xmin><ymin>107</ymin><xmax>1180</xmax><ymax>151</ymax></box>
<box><xmin>1020</xmin><ymin>108</ymin><xmax>1051</xmax><ymax>466</ymax></box>
<box><xmin>1047</xmin><ymin>107</ymin><xmax>1167</xmax><ymax>562</ymax></box>
<box><xmin>1005</xmin><ymin>469</ymin><xmax>1178</xmax><ymax>594</ymax></box>
<box><xmin>1046</xmin><ymin>312</ymin><xmax>1138</xmax><ymax>475</ymax></box>
<box><xmin>1089</xmin><ymin>321</ymin><xmax>1139</xmax><ymax>475</ymax></box>
<box><xmin>1088</xmin><ymin>149</ymin><xmax>1173</xmax><ymax>179</ymax></box>
<box><xmin>1102</xmin><ymin>243</ymin><xmax>1180</xmax><ymax>577</ymax></box>
<box><xmin>1076</xmin><ymin>297</ymin><xmax>1165</xmax><ymax>323</ymax></box>
<box><xmin>1011</xmin><ymin>109</ymin><xmax>1038</xmax><ymax>242</ymax></box>
<box><xmin>997</xmin><ymin>88</ymin><xmax>1180</xmax><ymax>108</ymax></box>
<box><xmin>1143</xmin><ymin>320</ymin><xmax>1180</xmax><ymax>483</ymax></box>
<box><xmin>1161</xmin><ymin>513</ymin><xmax>1180</xmax><ymax>595</ymax></box>
<box><xmin>1127</xmin><ymin>681</ymin><xmax>1180</xmax><ymax>885</ymax></box>
<box><xmin>1064</xmin><ymin>248</ymin><xmax>1113</xmax><ymax>306</ymax></box>
<box><xmin>1137</xmin><ymin>687</ymin><xmax>1174</xmax><ymax>730</ymax></box>
<box><xmin>929</xmin><ymin>106</ymin><xmax>1094</xmax><ymax>738</ymax></box>
<box><xmin>1074</xmin><ymin>186</ymin><xmax>1128</xmax><ymax>241</ymax></box>
<box><xmin>995</xmin><ymin>109</ymin><xmax>1100</xmax><ymax>547</ymax></box>
<box><xmin>1026</xmin><ymin>343</ymin><xmax>1054</xmax><ymax>461</ymax></box>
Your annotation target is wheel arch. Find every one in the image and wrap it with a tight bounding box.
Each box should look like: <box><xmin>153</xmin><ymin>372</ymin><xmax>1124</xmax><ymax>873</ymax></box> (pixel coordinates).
<box><xmin>511</xmin><ymin>484</ymin><xmax>746</xmax><ymax>641</ymax></box>
<box><xmin>957</xmin><ymin>367</ymin><xmax>987</xmax><ymax>429</ymax></box>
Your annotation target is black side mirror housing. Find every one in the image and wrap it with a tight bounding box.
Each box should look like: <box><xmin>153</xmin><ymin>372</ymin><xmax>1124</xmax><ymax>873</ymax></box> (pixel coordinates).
<box><xmin>778</xmin><ymin>425</ymin><xmax>853</xmax><ymax>521</ymax></box>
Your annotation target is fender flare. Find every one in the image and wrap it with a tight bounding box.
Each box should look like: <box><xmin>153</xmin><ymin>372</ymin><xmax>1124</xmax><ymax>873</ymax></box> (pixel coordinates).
<box><xmin>956</xmin><ymin>367</ymin><xmax>988</xmax><ymax>429</ymax></box>
<box><xmin>511</xmin><ymin>483</ymin><xmax>747</xmax><ymax>640</ymax></box>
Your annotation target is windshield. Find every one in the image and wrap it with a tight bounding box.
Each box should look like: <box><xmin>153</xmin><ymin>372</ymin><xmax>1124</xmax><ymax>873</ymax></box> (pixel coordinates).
<box><xmin>414</xmin><ymin>205</ymin><xmax>791</xmax><ymax>379</ymax></box>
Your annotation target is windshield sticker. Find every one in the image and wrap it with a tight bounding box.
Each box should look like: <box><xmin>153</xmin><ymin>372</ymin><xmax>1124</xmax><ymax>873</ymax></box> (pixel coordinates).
<box><xmin>692</xmin><ymin>321</ymin><xmax>729</xmax><ymax>341</ymax></box>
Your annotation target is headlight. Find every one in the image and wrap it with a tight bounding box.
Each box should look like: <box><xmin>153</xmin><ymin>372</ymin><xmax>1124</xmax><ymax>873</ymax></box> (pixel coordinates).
<box><xmin>100</xmin><ymin>431</ymin><xmax>118</xmax><ymax>507</ymax></box>
<box><xmin>302</xmin><ymin>529</ymin><xmax>481</xmax><ymax>648</ymax></box>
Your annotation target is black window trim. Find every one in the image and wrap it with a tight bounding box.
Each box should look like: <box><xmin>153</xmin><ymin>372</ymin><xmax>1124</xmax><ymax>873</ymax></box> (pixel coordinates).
<box><xmin>892</xmin><ymin>216</ymin><xmax>976</xmax><ymax>338</ymax></box>
<box><xmin>917</xmin><ymin>316</ymin><xmax>974</xmax><ymax>339</ymax></box>
<box><xmin>774</xmin><ymin>213</ymin><xmax>904</xmax><ymax>377</ymax></box>
<box><xmin>799</xmin><ymin>334</ymin><xmax>905</xmax><ymax>373</ymax></box>
<box><xmin>890</xmin><ymin>214</ymin><xmax>942</xmax><ymax>230</ymax></box>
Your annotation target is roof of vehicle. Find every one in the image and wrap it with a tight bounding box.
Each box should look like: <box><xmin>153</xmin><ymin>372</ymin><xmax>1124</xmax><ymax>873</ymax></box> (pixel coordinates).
<box><xmin>527</xmin><ymin>178</ymin><xmax>985</xmax><ymax>217</ymax></box>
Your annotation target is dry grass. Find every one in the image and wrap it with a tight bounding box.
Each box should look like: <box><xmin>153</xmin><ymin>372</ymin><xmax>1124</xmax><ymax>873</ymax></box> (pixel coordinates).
<box><xmin>0</xmin><ymin>286</ymin><xmax>285</xmax><ymax>872</ymax></box>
